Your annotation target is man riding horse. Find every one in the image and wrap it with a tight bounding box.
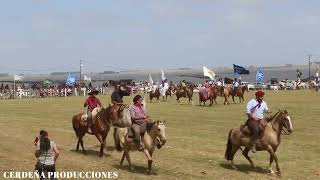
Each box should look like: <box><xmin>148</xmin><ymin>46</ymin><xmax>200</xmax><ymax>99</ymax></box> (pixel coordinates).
<box><xmin>216</xmin><ymin>77</ymin><xmax>224</xmax><ymax>96</ymax></box>
<box><xmin>245</xmin><ymin>90</ymin><xmax>271</xmax><ymax>153</ymax></box>
<box><xmin>83</xmin><ymin>89</ymin><xmax>102</xmax><ymax>133</ymax></box>
<box><xmin>232</xmin><ymin>78</ymin><xmax>240</xmax><ymax>96</ymax></box>
<box><xmin>129</xmin><ymin>95</ymin><xmax>150</xmax><ymax>151</ymax></box>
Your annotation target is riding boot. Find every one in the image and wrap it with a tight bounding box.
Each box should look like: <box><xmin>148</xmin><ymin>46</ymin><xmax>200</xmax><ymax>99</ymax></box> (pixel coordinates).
<box><xmin>251</xmin><ymin>144</ymin><xmax>257</xmax><ymax>153</ymax></box>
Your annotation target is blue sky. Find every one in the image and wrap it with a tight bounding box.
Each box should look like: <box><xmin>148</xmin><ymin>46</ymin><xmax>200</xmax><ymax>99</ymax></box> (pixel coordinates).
<box><xmin>1</xmin><ymin>0</ymin><xmax>320</xmax><ymax>73</ymax></box>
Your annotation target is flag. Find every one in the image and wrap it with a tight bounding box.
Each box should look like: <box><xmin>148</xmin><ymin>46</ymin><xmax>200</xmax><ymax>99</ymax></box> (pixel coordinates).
<box><xmin>256</xmin><ymin>68</ymin><xmax>264</xmax><ymax>83</ymax></box>
<box><xmin>233</xmin><ymin>64</ymin><xmax>250</xmax><ymax>75</ymax></box>
<box><xmin>148</xmin><ymin>74</ymin><xmax>153</xmax><ymax>85</ymax></box>
<box><xmin>84</xmin><ymin>75</ymin><xmax>91</xmax><ymax>81</ymax></box>
<box><xmin>296</xmin><ymin>69</ymin><xmax>303</xmax><ymax>78</ymax></box>
<box><xmin>203</xmin><ymin>66</ymin><xmax>215</xmax><ymax>80</ymax></box>
<box><xmin>66</xmin><ymin>72</ymin><xmax>76</xmax><ymax>86</ymax></box>
<box><xmin>224</xmin><ymin>77</ymin><xmax>233</xmax><ymax>84</ymax></box>
<box><xmin>14</xmin><ymin>75</ymin><xmax>23</xmax><ymax>81</ymax></box>
<box><xmin>161</xmin><ymin>70</ymin><xmax>166</xmax><ymax>81</ymax></box>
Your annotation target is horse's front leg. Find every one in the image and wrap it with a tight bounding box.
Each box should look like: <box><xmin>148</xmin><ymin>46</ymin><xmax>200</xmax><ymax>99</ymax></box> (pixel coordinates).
<box><xmin>267</xmin><ymin>146</ymin><xmax>281</xmax><ymax>176</ymax></box>
<box><xmin>143</xmin><ymin>149</ymin><xmax>153</xmax><ymax>174</ymax></box>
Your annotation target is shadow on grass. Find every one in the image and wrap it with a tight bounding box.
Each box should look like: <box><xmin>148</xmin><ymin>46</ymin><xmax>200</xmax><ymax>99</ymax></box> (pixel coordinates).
<box><xmin>112</xmin><ymin>164</ymin><xmax>158</xmax><ymax>176</ymax></box>
<box><xmin>92</xmin><ymin>145</ymin><xmax>116</xmax><ymax>151</ymax></box>
<box><xmin>219</xmin><ymin>163</ymin><xmax>267</xmax><ymax>175</ymax></box>
<box><xmin>70</xmin><ymin>149</ymin><xmax>111</xmax><ymax>157</ymax></box>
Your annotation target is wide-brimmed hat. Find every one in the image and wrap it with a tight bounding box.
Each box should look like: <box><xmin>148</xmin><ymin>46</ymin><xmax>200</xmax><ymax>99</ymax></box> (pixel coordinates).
<box><xmin>255</xmin><ymin>90</ymin><xmax>265</xmax><ymax>97</ymax></box>
<box><xmin>88</xmin><ymin>89</ymin><xmax>99</xmax><ymax>95</ymax></box>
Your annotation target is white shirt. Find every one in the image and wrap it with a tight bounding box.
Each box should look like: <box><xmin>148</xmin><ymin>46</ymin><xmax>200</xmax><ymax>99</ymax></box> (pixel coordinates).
<box><xmin>233</xmin><ymin>81</ymin><xmax>239</xmax><ymax>87</ymax></box>
<box><xmin>246</xmin><ymin>99</ymin><xmax>269</xmax><ymax>120</ymax></box>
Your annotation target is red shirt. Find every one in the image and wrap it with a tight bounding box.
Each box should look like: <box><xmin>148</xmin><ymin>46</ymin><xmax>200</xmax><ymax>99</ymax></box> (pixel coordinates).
<box><xmin>85</xmin><ymin>96</ymin><xmax>102</xmax><ymax>111</ymax></box>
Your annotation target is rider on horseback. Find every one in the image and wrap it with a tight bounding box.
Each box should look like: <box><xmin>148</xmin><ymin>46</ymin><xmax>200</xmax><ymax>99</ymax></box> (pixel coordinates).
<box><xmin>84</xmin><ymin>89</ymin><xmax>102</xmax><ymax>133</ymax></box>
<box><xmin>180</xmin><ymin>80</ymin><xmax>187</xmax><ymax>95</ymax></box>
<box><xmin>245</xmin><ymin>90</ymin><xmax>271</xmax><ymax>153</ymax></box>
<box><xmin>129</xmin><ymin>95</ymin><xmax>150</xmax><ymax>151</ymax></box>
<box><xmin>216</xmin><ymin>78</ymin><xmax>224</xmax><ymax>96</ymax></box>
<box><xmin>232</xmin><ymin>78</ymin><xmax>240</xmax><ymax>96</ymax></box>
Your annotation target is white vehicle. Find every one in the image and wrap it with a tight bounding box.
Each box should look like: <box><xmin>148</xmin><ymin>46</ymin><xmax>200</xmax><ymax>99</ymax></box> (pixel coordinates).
<box><xmin>241</xmin><ymin>82</ymin><xmax>255</xmax><ymax>90</ymax></box>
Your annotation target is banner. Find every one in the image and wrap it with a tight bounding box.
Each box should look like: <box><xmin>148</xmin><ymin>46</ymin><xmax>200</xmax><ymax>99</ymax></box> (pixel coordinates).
<box><xmin>148</xmin><ymin>74</ymin><xmax>153</xmax><ymax>85</ymax></box>
<box><xmin>14</xmin><ymin>75</ymin><xmax>23</xmax><ymax>81</ymax></box>
<box><xmin>256</xmin><ymin>68</ymin><xmax>264</xmax><ymax>83</ymax></box>
<box><xmin>66</xmin><ymin>72</ymin><xmax>76</xmax><ymax>86</ymax></box>
<box><xmin>84</xmin><ymin>75</ymin><xmax>91</xmax><ymax>82</ymax></box>
<box><xmin>161</xmin><ymin>70</ymin><xmax>166</xmax><ymax>81</ymax></box>
<box><xmin>203</xmin><ymin>66</ymin><xmax>215</xmax><ymax>80</ymax></box>
<box><xmin>233</xmin><ymin>64</ymin><xmax>250</xmax><ymax>75</ymax></box>
<box><xmin>296</xmin><ymin>69</ymin><xmax>303</xmax><ymax>78</ymax></box>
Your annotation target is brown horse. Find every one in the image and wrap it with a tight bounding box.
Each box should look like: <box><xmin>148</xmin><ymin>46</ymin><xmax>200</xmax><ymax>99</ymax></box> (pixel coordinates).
<box><xmin>149</xmin><ymin>88</ymin><xmax>160</xmax><ymax>102</ymax></box>
<box><xmin>199</xmin><ymin>87</ymin><xmax>216</xmax><ymax>106</ymax></box>
<box><xmin>225</xmin><ymin>110</ymin><xmax>293</xmax><ymax>176</ymax></box>
<box><xmin>72</xmin><ymin>105</ymin><xmax>119</xmax><ymax>157</ymax></box>
<box><xmin>175</xmin><ymin>85</ymin><xmax>195</xmax><ymax>103</ymax></box>
<box><xmin>230</xmin><ymin>85</ymin><xmax>248</xmax><ymax>104</ymax></box>
<box><xmin>164</xmin><ymin>86</ymin><xmax>174</xmax><ymax>101</ymax></box>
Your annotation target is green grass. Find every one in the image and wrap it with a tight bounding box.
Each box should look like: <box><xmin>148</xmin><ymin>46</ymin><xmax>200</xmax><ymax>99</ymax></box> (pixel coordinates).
<box><xmin>0</xmin><ymin>90</ymin><xmax>319</xmax><ymax>179</ymax></box>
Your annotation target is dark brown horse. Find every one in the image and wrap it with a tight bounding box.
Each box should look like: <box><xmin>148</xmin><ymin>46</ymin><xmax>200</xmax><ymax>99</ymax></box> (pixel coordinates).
<box><xmin>164</xmin><ymin>86</ymin><xmax>174</xmax><ymax>101</ymax></box>
<box><xmin>225</xmin><ymin>110</ymin><xmax>293</xmax><ymax>176</ymax></box>
<box><xmin>149</xmin><ymin>88</ymin><xmax>160</xmax><ymax>102</ymax></box>
<box><xmin>72</xmin><ymin>105</ymin><xmax>119</xmax><ymax>157</ymax></box>
<box><xmin>175</xmin><ymin>85</ymin><xmax>195</xmax><ymax>103</ymax></box>
<box><xmin>199</xmin><ymin>87</ymin><xmax>216</xmax><ymax>106</ymax></box>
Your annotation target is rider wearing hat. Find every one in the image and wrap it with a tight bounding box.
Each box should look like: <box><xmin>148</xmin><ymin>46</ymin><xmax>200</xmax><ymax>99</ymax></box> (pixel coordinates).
<box><xmin>111</xmin><ymin>84</ymin><xmax>125</xmax><ymax>105</ymax></box>
<box><xmin>245</xmin><ymin>90</ymin><xmax>271</xmax><ymax>153</ymax></box>
<box><xmin>84</xmin><ymin>89</ymin><xmax>102</xmax><ymax>132</ymax></box>
<box><xmin>129</xmin><ymin>95</ymin><xmax>150</xmax><ymax>151</ymax></box>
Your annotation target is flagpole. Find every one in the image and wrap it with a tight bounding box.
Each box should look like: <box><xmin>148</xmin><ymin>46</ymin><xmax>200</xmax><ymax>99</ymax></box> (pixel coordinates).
<box><xmin>13</xmin><ymin>79</ymin><xmax>15</xmax><ymax>99</ymax></box>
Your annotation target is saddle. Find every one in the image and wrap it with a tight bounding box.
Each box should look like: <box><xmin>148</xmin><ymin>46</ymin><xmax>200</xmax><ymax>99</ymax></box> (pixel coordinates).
<box><xmin>240</xmin><ymin>119</ymin><xmax>267</xmax><ymax>138</ymax></box>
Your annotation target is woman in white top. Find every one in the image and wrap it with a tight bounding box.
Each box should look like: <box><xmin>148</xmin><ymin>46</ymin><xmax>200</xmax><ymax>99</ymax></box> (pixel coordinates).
<box><xmin>34</xmin><ymin>130</ymin><xmax>59</xmax><ymax>180</ymax></box>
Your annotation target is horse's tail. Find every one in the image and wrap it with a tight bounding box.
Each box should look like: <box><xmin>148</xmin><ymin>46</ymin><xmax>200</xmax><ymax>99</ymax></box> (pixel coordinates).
<box><xmin>72</xmin><ymin>114</ymin><xmax>80</xmax><ymax>138</ymax></box>
<box><xmin>114</xmin><ymin>127</ymin><xmax>127</xmax><ymax>152</ymax></box>
<box><xmin>225</xmin><ymin>129</ymin><xmax>234</xmax><ymax>160</ymax></box>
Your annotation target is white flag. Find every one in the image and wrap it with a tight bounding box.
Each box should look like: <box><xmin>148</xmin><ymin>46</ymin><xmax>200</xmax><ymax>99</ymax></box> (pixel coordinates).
<box><xmin>161</xmin><ymin>69</ymin><xmax>166</xmax><ymax>81</ymax></box>
<box><xmin>14</xmin><ymin>75</ymin><xmax>23</xmax><ymax>81</ymax></box>
<box><xmin>203</xmin><ymin>66</ymin><xmax>215</xmax><ymax>80</ymax></box>
<box><xmin>148</xmin><ymin>74</ymin><xmax>154</xmax><ymax>85</ymax></box>
<box><xmin>84</xmin><ymin>75</ymin><xmax>91</xmax><ymax>81</ymax></box>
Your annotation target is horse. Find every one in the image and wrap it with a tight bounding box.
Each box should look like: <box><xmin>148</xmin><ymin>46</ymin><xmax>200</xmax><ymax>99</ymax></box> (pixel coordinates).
<box><xmin>230</xmin><ymin>85</ymin><xmax>248</xmax><ymax>104</ymax></box>
<box><xmin>149</xmin><ymin>88</ymin><xmax>160</xmax><ymax>102</ymax></box>
<box><xmin>72</xmin><ymin>105</ymin><xmax>130</xmax><ymax>157</ymax></box>
<box><xmin>163</xmin><ymin>85</ymin><xmax>174</xmax><ymax>101</ymax></box>
<box><xmin>114</xmin><ymin>120</ymin><xmax>166</xmax><ymax>174</ymax></box>
<box><xmin>212</xmin><ymin>85</ymin><xmax>231</xmax><ymax>105</ymax></box>
<box><xmin>175</xmin><ymin>85</ymin><xmax>195</xmax><ymax>103</ymax></box>
<box><xmin>225</xmin><ymin>110</ymin><xmax>293</xmax><ymax>176</ymax></box>
<box><xmin>199</xmin><ymin>87</ymin><xmax>216</xmax><ymax>106</ymax></box>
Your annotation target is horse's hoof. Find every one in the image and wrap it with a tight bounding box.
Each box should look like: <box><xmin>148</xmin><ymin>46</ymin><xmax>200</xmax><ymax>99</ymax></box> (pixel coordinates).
<box><xmin>129</xmin><ymin>166</ymin><xmax>135</xmax><ymax>172</ymax></box>
<box><xmin>231</xmin><ymin>165</ymin><xmax>238</xmax><ymax>170</ymax></box>
<box><xmin>277</xmin><ymin>171</ymin><xmax>282</xmax><ymax>177</ymax></box>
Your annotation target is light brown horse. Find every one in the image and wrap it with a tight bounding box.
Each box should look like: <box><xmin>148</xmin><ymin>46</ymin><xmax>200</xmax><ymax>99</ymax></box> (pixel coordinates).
<box><xmin>175</xmin><ymin>85</ymin><xmax>195</xmax><ymax>103</ymax></box>
<box><xmin>72</xmin><ymin>105</ymin><xmax>120</xmax><ymax>157</ymax></box>
<box><xmin>199</xmin><ymin>87</ymin><xmax>216</xmax><ymax>106</ymax></box>
<box><xmin>225</xmin><ymin>110</ymin><xmax>293</xmax><ymax>176</ymax></box>
<box><xmin>149</xmin><ymin>88</ymin><xmax>160</xmax><ymax>102</ymax></box>
<box><xmin>212</xmin><ymin>85</ymin><xmax>231</xmax><ymax>105</ymax></box>
<box><xmin>114</xmin><ymin>120</ymin><xmax>167</xmax><ymax>174</ymax></box>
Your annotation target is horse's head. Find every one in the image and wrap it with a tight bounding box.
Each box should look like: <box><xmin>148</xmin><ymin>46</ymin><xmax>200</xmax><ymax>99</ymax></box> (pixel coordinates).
<box><xmin>278</xmin><ymin>110</ymin><xmax>293</xmax><ymax>134</ymax></box>
<box><xmin>147</xmin><ymin>120</ymin><xmax>167</xmax><ymax>146</ymax></box>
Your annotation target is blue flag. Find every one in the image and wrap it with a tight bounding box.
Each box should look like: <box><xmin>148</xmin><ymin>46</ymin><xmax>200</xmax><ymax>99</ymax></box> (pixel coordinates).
<box><xmin>256</xmin><ymin>68</ymin><xmax>264</xmax><ymax>83</ymax></box>
<box><xmin>233</xmin><ymin>64</ymin><xmax>250</xmax><ymax>75</ymax></box>
<box><xmin>66</xmin><ymin>72</ymin><xmax>76</xmax><ymax>86</ymax></box>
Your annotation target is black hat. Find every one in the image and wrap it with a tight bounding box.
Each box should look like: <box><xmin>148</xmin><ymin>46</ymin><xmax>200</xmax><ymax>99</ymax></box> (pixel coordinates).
<box><xmin>88</xmin><ymin>89</ymin><xmax>99</xmax><ymax>95</ymax></box>
<box><xmin>133</xmin><ymin>95</ymin><xmax>142</xmax><ymax>103</ymax></box>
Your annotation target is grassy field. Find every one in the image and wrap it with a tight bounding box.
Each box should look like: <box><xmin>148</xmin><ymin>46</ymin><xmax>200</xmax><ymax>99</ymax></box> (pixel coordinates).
<box><xmin>0</xmin><ymin>90</ymin><xmax>319</xmax><ymax>180</ymax></box>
